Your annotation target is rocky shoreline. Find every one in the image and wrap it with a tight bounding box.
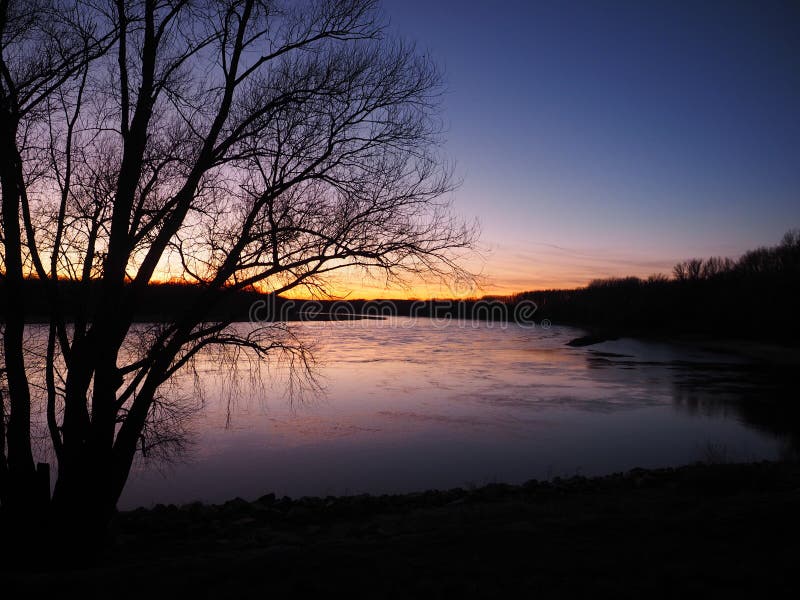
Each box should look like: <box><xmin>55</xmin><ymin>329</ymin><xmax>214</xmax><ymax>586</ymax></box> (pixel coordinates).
<box><xmin>10</xmin><ymin>460</ymin><xmax>800</xmax><ymax>597</ymax></box>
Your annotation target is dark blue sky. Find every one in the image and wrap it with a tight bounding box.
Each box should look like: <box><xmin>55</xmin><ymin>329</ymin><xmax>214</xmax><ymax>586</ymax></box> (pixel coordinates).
<box><xmin>380</xmin><ymin>0</ymin><xmax>800</xmax><ymax>292</ymax></box>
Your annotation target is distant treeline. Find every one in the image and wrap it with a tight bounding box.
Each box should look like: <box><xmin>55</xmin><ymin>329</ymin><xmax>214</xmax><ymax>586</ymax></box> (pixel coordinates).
<box><xmin>0</xmin><ymin>279</ymin><xmax>285</xmax><ymax>323</ymax></box>
<box><xmin>0</xmin><ymin>279</ymin><xmax>530</xmax><ymax>324</ymax></box>
<box><xmin>515</xmin><ymin>230</ymin><xmax>800</xmax><ymax>343</ymax></box>
<box><xmin>2</xmin><ymin>231</ymin><xmax>798</xmax><ymax>343</ymax></box>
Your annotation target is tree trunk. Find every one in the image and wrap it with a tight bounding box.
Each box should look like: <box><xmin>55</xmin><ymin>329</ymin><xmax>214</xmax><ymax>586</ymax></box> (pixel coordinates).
<box><xmin>49</xmin><ymin>454</ymin><xmax>117</xmax><ymax>561</ymax></box>
<box><xmin>0</xmin><ymin>388</ymin><xmax>8</xmax><ymax>507</ymax></box>
<box><xmin>0</xmin><ymin>121</ymin><xmax>36</xmax><ymax>510</ymax></box>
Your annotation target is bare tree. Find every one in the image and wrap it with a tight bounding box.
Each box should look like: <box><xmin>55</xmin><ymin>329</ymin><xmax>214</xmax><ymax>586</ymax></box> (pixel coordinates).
<box><xmin>0</xmin><ymin>0</ymin><xmax>473</xmax><ymax>541</ymax></box>
<box><xmin>673</xmin><ymin>258</ymin><xmax>703</xmax><ymax>282</ymax></box>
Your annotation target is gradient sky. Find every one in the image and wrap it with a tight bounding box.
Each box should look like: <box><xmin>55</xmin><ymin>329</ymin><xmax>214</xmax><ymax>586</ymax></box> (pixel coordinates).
<box><xmin>341</xmin><ymin>0</ymin><xmax>800</xmax><ymax>297</ymax></box>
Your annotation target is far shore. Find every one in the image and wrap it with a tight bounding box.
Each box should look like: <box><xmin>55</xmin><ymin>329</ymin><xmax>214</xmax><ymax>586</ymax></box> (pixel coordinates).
<box><xmin>566</xmin><ymin>329</ymin><xmax>800</xmax><ymax>365</ymax></box>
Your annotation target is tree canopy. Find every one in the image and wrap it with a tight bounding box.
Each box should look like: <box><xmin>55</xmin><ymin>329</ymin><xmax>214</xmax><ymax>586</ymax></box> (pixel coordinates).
<box><xmin>0</xmin><ymin>0</ymin><xmax>473</xmax><ymax>540</ymax></box>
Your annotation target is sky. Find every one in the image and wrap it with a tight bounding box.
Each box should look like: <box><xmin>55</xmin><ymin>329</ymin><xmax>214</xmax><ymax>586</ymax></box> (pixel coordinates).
<box><xmin>340</xmin><ymin>0</ymin><xmax>800</xmax><ymax>298</ymax></box>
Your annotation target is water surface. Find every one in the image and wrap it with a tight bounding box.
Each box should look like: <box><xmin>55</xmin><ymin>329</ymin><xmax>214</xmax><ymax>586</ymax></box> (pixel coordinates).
<box><xmin>121</xmin><ymin>318</ymin><xmax>793</xmax><ymax>508</ymax></box>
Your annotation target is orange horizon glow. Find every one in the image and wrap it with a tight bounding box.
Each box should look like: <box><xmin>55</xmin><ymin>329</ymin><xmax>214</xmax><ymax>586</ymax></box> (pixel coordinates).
<box><xmin>13</xmin><ymin>248</ymin><xmax>681</xmax><ymax>301</ymax></box>
<box><xmin>14</xmin><ymin>233</ymin><xmax>691</xmax><ymax>300</ymax></box>
<box><xmin>273</xmin><ymin>261</ymin><xmax>677</xmax><ymax>300</ymax></box>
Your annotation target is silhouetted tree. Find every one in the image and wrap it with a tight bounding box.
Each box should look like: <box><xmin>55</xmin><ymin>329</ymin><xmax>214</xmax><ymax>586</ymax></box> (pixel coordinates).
<box><xmin>0</xmin><ymin>0</ymin><xmax>473</xmax><ymax>543</ymax></box>
<box><xmin>673</xmin><ymin>258</ymin><xmax>703</xmax><ymax>281</ymax></box>
<box><xmin>646</xmin><ymin>273</ymin><xmax>669</xmax><ymax>284</ymax></box>
<box><xmin>516</xmin><ymin>230</ymin><xmax>799</xmax><ymax>340</ymax></box>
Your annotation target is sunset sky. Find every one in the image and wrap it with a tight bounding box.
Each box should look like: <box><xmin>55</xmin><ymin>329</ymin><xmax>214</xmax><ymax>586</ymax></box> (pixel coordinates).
<box><xmin>331</xmin><ymin>0</ymin><xmax>800</xmax><ymax>298</ymax></box>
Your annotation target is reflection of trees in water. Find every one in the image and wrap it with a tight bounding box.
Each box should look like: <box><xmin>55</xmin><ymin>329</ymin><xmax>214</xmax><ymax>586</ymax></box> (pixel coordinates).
<box><xmin>584</xmin><ymin>352</ymin><xmax>800</xmax><ymax>458</ymax></box>
<box><xmin>670</xmin><ymin>365</ymin><xmax>800</xmax><ymax>459</ymax></box>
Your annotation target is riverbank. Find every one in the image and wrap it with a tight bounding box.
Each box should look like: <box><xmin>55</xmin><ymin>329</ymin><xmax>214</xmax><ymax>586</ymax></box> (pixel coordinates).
<box><xmin>567</xmin><ymin>329</ymin><xmax>800</xmax><ymax>366</ymax></box>
<box><xmin>10</xmin><ymin>461</ymin><xmax>799</xmax><ymax>598</ymax></box>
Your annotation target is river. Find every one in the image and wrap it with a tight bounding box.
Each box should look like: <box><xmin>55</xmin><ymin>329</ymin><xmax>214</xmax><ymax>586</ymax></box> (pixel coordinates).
<box><xmin>119</xmin><ymin>318</ymin><xmax>793</xmax><ymax>508</ymax></box>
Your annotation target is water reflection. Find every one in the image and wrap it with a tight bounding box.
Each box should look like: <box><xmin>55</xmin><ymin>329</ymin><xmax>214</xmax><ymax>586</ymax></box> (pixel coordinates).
<box><xmin>672</xmin><ymin>366</ymin><xmax>800</xmax><ymax>459</ymax></box>
<box><xmin>119</xmin><ymin>319</ymin><xmax>790</xmax><ymax>508</ymax></box>
<box><xmin>583</xmin><ymin>338</ymin><xmax>799</xmax><ymax>458</ymax></box>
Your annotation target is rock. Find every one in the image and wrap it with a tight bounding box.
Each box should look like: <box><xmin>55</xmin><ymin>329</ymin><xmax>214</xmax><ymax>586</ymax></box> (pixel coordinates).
<box><xmin>566</xmin><ymin>332</ymin><xmax>620</xmax><ymax>347</ymax></box>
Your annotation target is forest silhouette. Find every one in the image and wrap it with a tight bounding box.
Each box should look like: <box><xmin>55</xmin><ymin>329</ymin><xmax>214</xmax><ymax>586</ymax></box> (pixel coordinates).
<box><xmin>4</xmin><ymin>230</ymin><xmax>797</xmax><ymax>344</ymax></box>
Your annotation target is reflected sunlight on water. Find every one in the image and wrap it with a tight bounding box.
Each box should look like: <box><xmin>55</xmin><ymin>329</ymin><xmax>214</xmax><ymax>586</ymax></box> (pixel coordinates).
<box><xmin>120</xmin><ymin>318</ymin><xmax>790</xmax><ymax>508</ymax></box>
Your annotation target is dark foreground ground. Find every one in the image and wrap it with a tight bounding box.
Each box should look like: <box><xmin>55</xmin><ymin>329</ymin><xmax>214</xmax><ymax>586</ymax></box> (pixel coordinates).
<box><xmin>9</xmin><ymin>461</ymin><xmax>800</xmax><ymax>599</ymax></box>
